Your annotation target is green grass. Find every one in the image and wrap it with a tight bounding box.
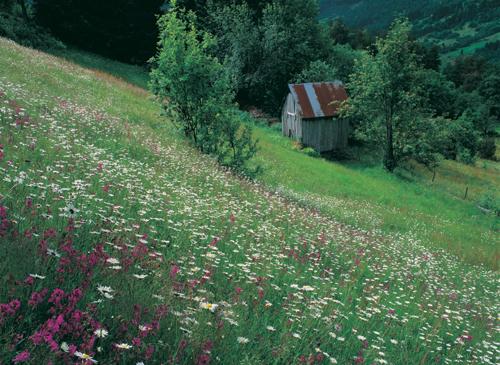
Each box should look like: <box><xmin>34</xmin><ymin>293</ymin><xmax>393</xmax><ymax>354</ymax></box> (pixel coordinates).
<box><xmin>0</xmin><ymin>38</ymin><xmax>498</xmax><ymax>365</ymax></box>
<box><xmin>251</xmin><ymin>124</ymin><xmax>499</xmax><ymax>269</ymax></box>
<box><xmin>50</xmin><ymin>47</ymin><xmax>150</xmax><ymax>89</ymax></box>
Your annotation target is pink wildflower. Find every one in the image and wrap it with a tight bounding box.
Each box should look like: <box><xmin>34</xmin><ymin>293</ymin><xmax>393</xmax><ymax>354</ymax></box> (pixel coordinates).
<box><xmin>132</xmin><ymin>337</ymin><xmax>141</xmax><ymax>347</ymax></box>
<box><xmin>28</xmin><ymin>288</ymin><xmax>48</xmax><ymax>307</ymax></box>
<box><xmin>197</xmin><ymin>353</ymin><xmax>211</xmax><ymax>365</ymax></box>
<box><xmin>48</xmin><ymin>288</ymin><xmax>65</xmax><ymax>307</ymax></box>
<box><xmin>170</xmin><ymin>265</ymin><xmax>180</xmax><ymax>279</ymax></box>
<box><xmin>12</xmin><ymin>350</ymin><xmax>30</xmax><ymax>363</ymax></box>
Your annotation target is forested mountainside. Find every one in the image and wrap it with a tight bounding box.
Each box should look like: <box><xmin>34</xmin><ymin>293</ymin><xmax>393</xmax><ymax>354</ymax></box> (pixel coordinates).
<box><xmin>319</xmin><ymin>0</ymin><xmax>500</xmax><ymax>62</ymax></box>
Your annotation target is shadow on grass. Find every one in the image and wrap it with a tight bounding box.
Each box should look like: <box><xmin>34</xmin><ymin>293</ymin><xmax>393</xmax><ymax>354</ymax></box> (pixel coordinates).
<box><xmin>47</xmin><ymin>47</ymin><xmax>150</xmax><ymax>90</ymax></box>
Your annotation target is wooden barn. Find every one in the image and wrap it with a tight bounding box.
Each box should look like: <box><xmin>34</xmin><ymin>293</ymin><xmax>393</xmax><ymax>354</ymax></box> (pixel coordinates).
<box><xmin>281</xmin><ymin>81</ymin><xmax>349</xmax><ymax>153</ymax></box>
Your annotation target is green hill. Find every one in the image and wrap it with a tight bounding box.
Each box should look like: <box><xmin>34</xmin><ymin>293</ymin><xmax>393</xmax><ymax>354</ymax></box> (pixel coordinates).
<box><xmin>0</xmin><ymin>38</ymin><xmax>498</xmax><ymax>364</ymax></box>
<box><xmin>319</xmin><ymin>0</ymin><xmax>500</xmax><ymax>62</ymax></box>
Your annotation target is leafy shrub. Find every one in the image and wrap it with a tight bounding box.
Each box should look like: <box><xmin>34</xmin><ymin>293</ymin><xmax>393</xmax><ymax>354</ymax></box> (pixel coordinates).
<box><xmin>150</xmin><ymin>7</ymin><xmax>259</xmax><ymax>176</ymax></box>
<box><xmin>478</xmin><ymin>137</ymin><xmax>496</xmax><ymax>160</ymax></box>
<box><xmin>457</xmin><ymin>148</ymin><xmax>476</xmax><ymax>165</ymax></box>
<box><xmin>434</xmin><ymin>114</ymin><xmax>479</xmax><ymax>162</ymax></box>
<box><xmin>477</xmin><ymin>191</ymin><xmax>499</xmax><ymax>215</ymax></box>
<box><xmin>301</xmin><ymin>147</ymin><xmax>320</xmax><ymax>158</ymax></box>
<box><xmin>0</xmin><ymin>12</ymin><xmax>64</xmax><ymax>50</ymax></box>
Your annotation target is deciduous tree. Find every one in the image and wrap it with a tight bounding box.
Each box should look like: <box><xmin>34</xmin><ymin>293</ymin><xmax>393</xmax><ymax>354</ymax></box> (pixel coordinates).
<box><xmin>346</xmin><ymin>18</ymin><xmax>440</xmax><ymax>171</ymax></box>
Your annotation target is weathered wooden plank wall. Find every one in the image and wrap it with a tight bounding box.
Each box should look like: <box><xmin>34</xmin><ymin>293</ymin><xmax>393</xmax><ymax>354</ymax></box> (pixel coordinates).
<box><xmin>302</xmin><ymin>118</ymin><xmax>348</xmax><ymax>152</ymax></box>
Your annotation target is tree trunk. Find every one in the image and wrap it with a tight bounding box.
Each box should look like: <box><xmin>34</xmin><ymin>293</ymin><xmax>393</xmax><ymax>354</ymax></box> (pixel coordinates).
<box><xmin>384</xmin><ymin>116</ymin><xmax>396</xmax><ymax>172</ymax></box>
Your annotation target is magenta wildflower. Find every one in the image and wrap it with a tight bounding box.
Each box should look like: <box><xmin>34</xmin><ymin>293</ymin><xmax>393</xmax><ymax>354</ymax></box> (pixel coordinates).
<box><xmin>144</xmin><ymin>345</ymin><xmax>155</xmax><ymax>359</ymax></box>
<box><xmin>0</xmin><ymin>205</ymin><xmax>7</xmax><ymax>218</ymax></box>
<box><xmin>28</xmin><ymin>288</ymin><xmax>48</xmax><ymax>307</ymax></box>
<box><xmin>12</xmin><ymin>350</ymin><xmax>30</xmax><ymax>363</ymax></box>
<box><xmin>48</xmin><ymin>288</ymin><xmax>65</xmax><ymax>307</ymax></box>
<box><xmin>170</xmin><ymin>264</ymin><xmax>180</xmax><ymax>279</ymax></box>
<box><xmin>197</xmin><ymin>353</ymin><xmax>211</xmax><ymax>365</ymax></box>
<box><xmin>1</xmin><ymin>299</ymin><xmax>21</xmax><ymax>321</ymax></box>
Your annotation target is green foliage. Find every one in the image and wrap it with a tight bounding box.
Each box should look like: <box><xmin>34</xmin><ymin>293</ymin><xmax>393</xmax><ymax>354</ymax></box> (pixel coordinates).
<box><xmin>346</xmin><ymin>18</ymin><xmax>439</xmax><ymax>171</ymax></box>
<box><xmin>252</xmin><ymin>0</ymin><xmax>325</xmax><ymax>113</ymax></box>
<box><xmin>478</xmin><ymin>190</ymin><xmax>500</xmax><ymax>215</ymax></box>
<box><xmin>150</xmin><ymin>7</ymin><xmax>259</xmax><ymax>175</ymax></box>
<box><xmin>326</xmin><ymin>44</ymin><xmax>363</xmax><ymax>82</ymax></box>
<box><xmin>326</xmin><ymin>18</ymin><xmax>372</xmax><ymax>49</ymax></box>
<box><xmin>206</xmin><ymin>1</ymin><xmax>260</xmax><ymax>102</ymax></box>
<box><xmin>442</xmin><ymin>57</ymin><xmax>498</xmax><ymax>161</ymax></box>
<box><xmin>456</xmin><ymin>148</ymin><xmax>476</xmax><ymax>165</ymax></box>
<box><xmin>416</xmin><ymin>69</ymin><xmax>458</xmax><ymax>118</ymax></box>
<box><xmin>444</xmin><ymin>55</ymin><xmax>488</xmax><ymax>92</ymax></box>
<box><xmin>478</xmin><ymin>70</ymin><xmax>500</xmax><ymax>119</ymax></box>
<box><xmin>301</xmin><ymin>146</ymin><xmax>320</xmax><ymax>158</ymax></box>
<box><xmin>411</xmin><ymin>42</ymin><xmax>441</xmax><ymax>70</ymax></box>
<box><xmin>294</xmin><ymin>60</ymin><xmax>338</xmax><ymax>83</ymax></box>
<box><xmin>437</xmin><ymin>113</ymin><xmax>480</xmax><ymax>162</ymax></box>
<box><xmin>0</xmin><ymin>4</ymin><xmax>63</xmax><ymax>50</ymax></box>
<box><xmin>175</xmin><ymin>0</ymin><xmax>272</xmax><ymax>19</ymax></box>
<box><xmin>478</xmin><ymin>137</ymin><xmax>497</xmax><ymax>160</ymax></box>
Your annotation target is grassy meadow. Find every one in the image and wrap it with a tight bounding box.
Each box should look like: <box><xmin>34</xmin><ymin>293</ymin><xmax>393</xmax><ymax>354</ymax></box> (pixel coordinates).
<box><xmin>0</xmin><ymin>37</ymin><xmax>498</xmax><ymax>365</ymax></box>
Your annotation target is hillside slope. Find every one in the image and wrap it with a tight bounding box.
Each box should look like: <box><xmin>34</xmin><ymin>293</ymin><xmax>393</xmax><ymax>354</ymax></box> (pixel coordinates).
<box><xmin>319</xmin><ymin>0</ymin><xmax>500</xmax><ymax>62</ymax></box>
<box><xmin>0</xmin><ymin>38</ymin><xmax>498</xmax><ymax>364</ymax></box>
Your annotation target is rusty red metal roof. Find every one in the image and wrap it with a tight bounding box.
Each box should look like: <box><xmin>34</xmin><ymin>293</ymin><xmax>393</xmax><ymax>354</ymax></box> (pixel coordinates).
<box><xmin>288</xmin><ymin>81</ymin><xmax>347</xmax><ymax>119</ymax></box>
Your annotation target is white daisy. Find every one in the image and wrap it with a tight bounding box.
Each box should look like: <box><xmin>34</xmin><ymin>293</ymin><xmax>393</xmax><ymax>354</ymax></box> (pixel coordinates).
<box><xmin>94</xmin><ymin>328</ymin><xmax>108</xmax><ymax>338</ymax></box>
<box><xmin>200</xmin><ymin>302</ymin><xmax>218</xmax><ymax>312</ymax></box>
<box><xmin>61</xmin><ymin>342</ymin><xmax>69</xmax><ymax>352</ymax></box>
<box><xmin>301</xmin><ymin>285</ymin><xmax>315</xmax><ymax>291</ymax></box>
<box><xmin>115</xmin><ymin>343</ymin><xmax>132</xmax><ymax>350</ymax></box>
<box><xmin>75</xmin><ymin>352</ymin><xmax>97</xmax><ymax>363</ymax></box>
<box><xmin>29</xmin><ymin>274</ymin><xmax>46</xmax><ymax>279</ymax></box>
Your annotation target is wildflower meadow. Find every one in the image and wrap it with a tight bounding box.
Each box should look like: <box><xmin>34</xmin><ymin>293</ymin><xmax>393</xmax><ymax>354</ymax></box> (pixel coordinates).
<box><xmin>0</xmin><ymin>38</ymin><xmax>498</xmax><ymax>364</ymax></box>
